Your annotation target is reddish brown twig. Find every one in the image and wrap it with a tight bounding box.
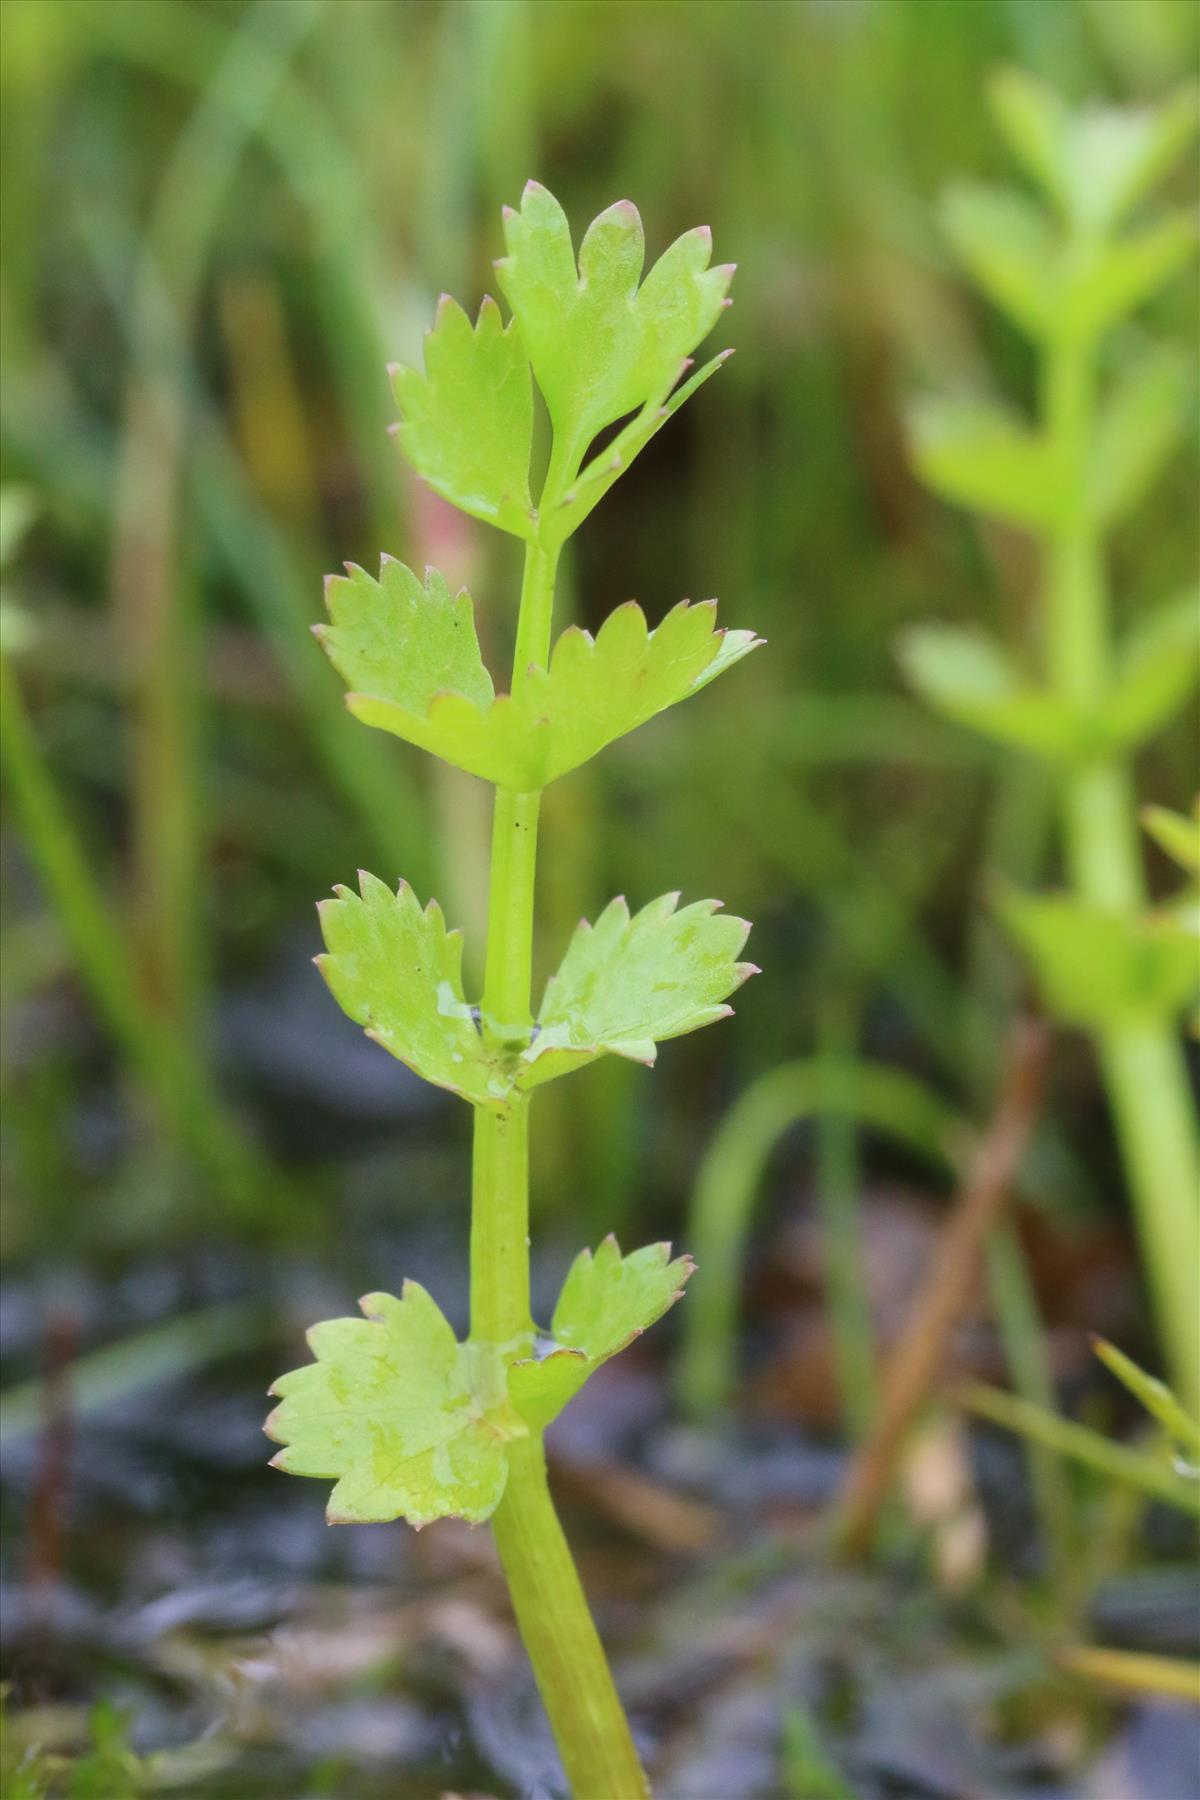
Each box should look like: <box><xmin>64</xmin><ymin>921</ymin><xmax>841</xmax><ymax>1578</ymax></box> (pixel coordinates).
<box><xmin>837</xmin><ymin>1017</ymin><xmax>1050</xmax><ymax>1559</ymax></box>
<box><xmin>24</xmin><ymin>1304</ymin><xmax>78</xmax><ymax>1684</ymax></box>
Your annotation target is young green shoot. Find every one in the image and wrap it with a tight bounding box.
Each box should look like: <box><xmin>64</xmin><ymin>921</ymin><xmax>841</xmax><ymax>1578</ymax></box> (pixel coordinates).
<box><xmin>264</xmin><ymin>184</ymin><xmax>758</xmax><ymax>1797</ymax></box>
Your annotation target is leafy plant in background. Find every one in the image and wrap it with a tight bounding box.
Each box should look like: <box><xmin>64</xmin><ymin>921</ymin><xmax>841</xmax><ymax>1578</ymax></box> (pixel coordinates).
<box><xmin>900</xmin><ymin>73</ymin><xmax>1200</xmax><ymax>1412</ymax></box>
<box><xmin>965</xmin><ymin>1335</ymin><xmax>1200</xmax><ymax>1704</ymax></box>
<box><xmin>0</xmin><ymin>1696</ymin><xmax>148</xmax><ymax>1800</ymax></box>
<box><xmin>264</xmin><ymin>184</ymin><xmax>757</xmax><ymax>1796</ymax></box>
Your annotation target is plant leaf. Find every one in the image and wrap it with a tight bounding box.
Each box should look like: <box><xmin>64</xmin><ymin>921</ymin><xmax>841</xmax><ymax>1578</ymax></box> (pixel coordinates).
<box><xmin>342</xmin><ymin>595</ymin><xmax>760</xmax><ymax>790</ymax></box>
<box><xmin>988</xmin><ymin>69</ymin><xmax>1070</xmax><ymax>215</ymax></box>
<box><xmin>546</xmin><ymin>350</ymin><xmax>733</xmax><ymax>544</ymax></box>
<box><xmin>390</xmin><ymin>295</ymin><xmax>535</xmax><ymax>537</ymax></box>
<box><xmin>900</xmin><ymin>605</ymin><xmax>1199</xmax><ymax>763</ymax></box>
<box><xmin>496</xmin><ymin>181</ymin><xmax>733</xmax><ymax>459</ymax></box>
<box><xmin>909</xmin><ymin>397</ymin><xmax>1066</xmax><ymax>529</ymax></box>
<box><xmin>898</xmin><ymin>625</ymin><xmax>1085</xmax><ymax>761</ymax></box>
<box><xmin>0</xmin><ymin>487</ymin><xmax>37</xmax><ymax>568</ymax></box>
<box><xmin>1090</xmin><ymin>348</ymin><xmax>1188</xmax><ymax>527</ymax></box>
<box><xmin>510</xmin><ymin>1237</ymin><xmax>694</xmax><ymax>1430</ymax></box>
<box><xmin>961</xmin><ymin>1381</ymin><xmax>1200</xmax><ymax>1516</ymax></box>
<box><xmin>988</xmin><ymin>69</ymin><xmax>1200</xmax><ymax>234</ymax></box>
<box><xmin>1105</xmin><ymin>594</ymin><xmax>1200</xmax><ymax>749</ymax></box>
<box><xmin>517</xmin><ymin>892</ymin><xmax>755</xmax><ymax>1089</ymax></box>
<box><xmin>940</xmin><ymin>183</ymin><xmax>1057</xmax><ymax>340</ymax></box>
<box><xmin>316</xmin><ymin>873</ymin><xmax>506</xmax><ymax>1106</ymax></box>
<box><xmin>1093</xmin><ymin>1338</ymin><xmax>1200</xmax><ymax>1462</ymax></box>
<box><xmin>1060</xmin><ymin>83</ymin><xmax>1199</xmax><ymax>231</ymax></box>
<box><xmin>501</xmin><ymin>601</ymin><xmax>761</xmax><ymax>788</ymax></box>
<box><xmin>318</xmin><ymin>559</ymin><xmax>495</xmax><ymax>753</ymax></box>
<box><xmin>999</xmin><ymin>890</ymin><xmax>1199</xmax><ymax>1029</ymax></box>
<box><xmin>1143</xmin><ymin>801</ymin><xmax>1200</xmax><ymax>880</ymax></box>
<box><xmin>1065</xmin><ymin>214</ymin><xmax>1198</xmax><ymax>341</ymax></box>
<box><xmin>265</xmin><ymin>1283</ymin><xmax>525</xmax><ymax>1526</ymax></box>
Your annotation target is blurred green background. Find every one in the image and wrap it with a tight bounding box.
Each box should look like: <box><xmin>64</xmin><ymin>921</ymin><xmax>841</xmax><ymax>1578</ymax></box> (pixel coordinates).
<box><xmin>1</xmin><ymin>0</ymin><xmax>1197</xmax><ymax>1792</ymax></box>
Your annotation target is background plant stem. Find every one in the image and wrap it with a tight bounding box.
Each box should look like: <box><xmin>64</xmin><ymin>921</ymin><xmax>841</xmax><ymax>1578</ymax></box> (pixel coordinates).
<box><xmin>0</xmin><ymin>659</ymin><xmax>268</xmax><ymax>1221</ymax></box>
<box><xmin>1044</xmin><ymin>316</ymin><xmax>1200</xmax><ymax>1415</ymax></box>
<box><xmin>679</xmin><ymin>1058</ymin><xmax>959</xmax><ymax>1418</ymax></box>
<box><xmin>472</xmin><ymin>536</ymin><xmax>648</xmax><ymax>1795</ymax></box>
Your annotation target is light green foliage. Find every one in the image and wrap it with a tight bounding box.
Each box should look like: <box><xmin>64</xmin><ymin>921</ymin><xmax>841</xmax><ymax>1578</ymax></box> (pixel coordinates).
<box><xmin>65</xmin><ymin>1705</ymin><xmax>145</xmax><ymax>1800</ymax></box>
<box><xmin>962</xmin><ymin>1382</ymin><xmax>1200</xmax><ymax>1515</ymax></box>
<box><xmin>0</xmin><ymin>486</ymin><xmax>38</xmax><ymax>655</ymax></box>
<box><xmin>1091</xmin><ymin>348</ymin><xmax>1187</xmax><ymax>527</ymax></box>
<box><xmin>939</xmin><ymin>184</ymin><xmax>1197</xmax><ymax>350</ymax></box>
<box><xmin>936</xmin><ymin>79</ymin><xmax>1200</xmax><ymax>1428</ymax></box>
<box><xmin>900</xmin><ymin>596</ymin><xmax>1199</xmax><ymax>763</ymax></box>
<box><xmin>316</xmin><ymin>873</ymin><xmax>500</xmax><ymax>1106</ymax></box>
<box><xmin>917</xmin><ymin>75</ymin><xmax>1199</xmax><ymax>579</ymax></box>
<box><xmin>988</xmin><ymin>68</ymin><xmax>1200</xmax><ymax>233</ymax></box>
<box><xmin>496</xmin><ymin>181</ymin><xmax>733</xmax><ymax>457</ymax></box>
<box><xmin>519</xmin><ymin>892</ymin><xmax>756</xmax><ymax>1088</ymax></box>
<box><xmin>999</xmin><ymin>891</ymin><xmax>1199</xmax><ymax>1029</ymax></box>
<box><xmin>1106</xmin><ymin>596</ymin><xmax>1200</xmax><ymax>749</ymax></box>
<box><xmin>909</xmin><ymin>399</ymin><xmax>1064</xmax><ymax>529</ymax></box>
<box><xmin>546</xmin><ymin>351</ymin><xmax>732</xmax><ymax>545</ymax></box>
<box><xmin>0</xmin><ymin>487</ymin><xmax>37</xmax><ymax>567</ymax></box>
<box><xmin>390</xmin><ymin>295</ymin><xmax>535</xmax><ymax>537</ymax></box>
<box><xmin>485</xmin><ymin>602</ymin><xmax>758</xmax><ymax>790</ymax></box>
<box><xmin>898</xmin><ymin>626</ymin><xmax>1082</xmax><ymax>761</ymax></box>
<box><xmin>939</xmin><ymin>184</ymin><xmax>1056</xmax><ymax>341</ymax></box>
<box><xmin>510</xmin><ymin>1238</ymin><xmax>694</xmax><ymax>1430</ymax></box>
<box><xmin>0</xmin><ymin>1699</ymin><xmax>149</xmax><ymax>1800</ymax></box>
<box><xmin>330</xmin><ymin>582</ymin><xmax>759</xmax><ymax>788</ymax></box>
<box><xmin>780</xmin><ymin>1705</ymin><xmax>855</xmax><ymax>1800</ymax></box>
<box><xmin>273</xmin><ymin>185</ymin><xmax>749</xmax><ymax>1564</ymax></box>
<box><xmin>318</xmin><ymin>557</ymin><xmax>494</xmax><ymax>730</ymax></box>
<box><xmin>318</xmin><ymin>875</ymin><xmax>754</xmax><ymax>1105</ymax></box>
<box><xmin>1143</xmin><ymin>800</ymin><xmax>1200</xmax><ymax>879</ymax></box>
<box><xmin>266</xmin><ymin>1283</ymin><xmax>526</xmax><ymax>1526</ymax></box>
<box><xmin>1094</xmin><ymin>1338</ymin><xmax>1200</xmax><ymax>1467</ymax></box>
<box><xmin>1063</xmin><ymin>214</ymin><xmax>1199</xmax><ymax>342</ymax></box>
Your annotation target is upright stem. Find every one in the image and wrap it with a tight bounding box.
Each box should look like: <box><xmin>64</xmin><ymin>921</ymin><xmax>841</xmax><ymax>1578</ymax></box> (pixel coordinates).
<box><xmin>492</xmin><ymin>1439</ymin><xmax>651</xmax><ymax>1800</ymax></box>
<box><xmin>471</xmin><ymin>535</ymin><xmax>649</xmax><ymax>1795</ymax></box>
<box><xmin>1043</xmin><ymin>309</ymin><xmax>1200</xmax><ymax>1414</ymax></box>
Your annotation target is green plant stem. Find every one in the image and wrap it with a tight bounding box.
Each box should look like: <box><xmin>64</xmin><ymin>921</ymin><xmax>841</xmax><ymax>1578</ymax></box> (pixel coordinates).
<box><xmin>492</xmin><ymin>1438</ymin><xmax>650</xmax><ymax>1800</ymax></box>
<box><xmin>815</xmin><ymin>1007</ymin><xmax>876</xmax><ymax>1440</ymax></box>
<box><xmin>472</xmin><ymin>536</ymin><xmax>648</xmax><ymax>1796</ymax></box>
<box><xmin>471</xmin><ymin>1094</ymin><xmax>532</xmax><ymax>1350</ymax></box>
<box><xmin>961</xmin><ymin>1382</ymin><xmax>1199</xmax><ymax>1516</ymax></box>
<box><xmin>679</xmin><ymin>1058</ymin><xmax>959</xmax><ymax>1418</ymax></box>
<box><xmin>1044</xmin><ymin>321</ymin><xmax>1200</xmax><ymax>1415</ymax></box>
